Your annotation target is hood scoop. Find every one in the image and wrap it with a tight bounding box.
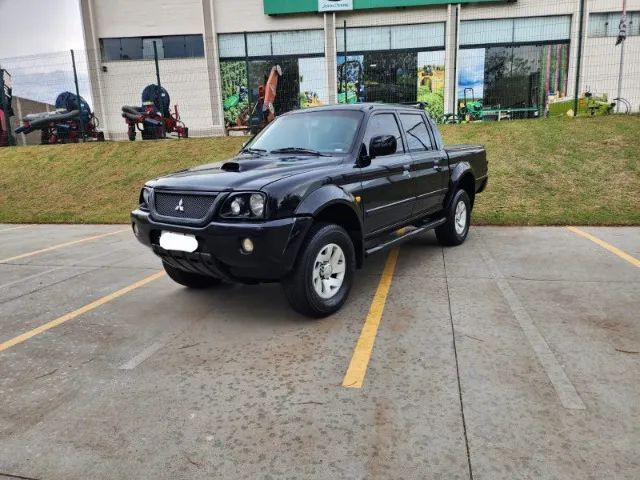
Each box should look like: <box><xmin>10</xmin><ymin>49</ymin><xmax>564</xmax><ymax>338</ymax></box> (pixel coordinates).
<box><xmin>220</xmin><ymin>161</ymin><xmax>241</xmax><ymax>172</ymax></box>
<box><xmin>220</xmin><ymin>158</ymin><xmax>280</xmax><ymax>173</ymax></box>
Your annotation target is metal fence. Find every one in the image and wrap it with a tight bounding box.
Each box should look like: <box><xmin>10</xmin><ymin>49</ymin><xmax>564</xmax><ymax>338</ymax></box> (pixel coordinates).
<box><xmin>1</xmin><ymin>0</ymin><xmax>638</xmax><ymax>146</ymax></box>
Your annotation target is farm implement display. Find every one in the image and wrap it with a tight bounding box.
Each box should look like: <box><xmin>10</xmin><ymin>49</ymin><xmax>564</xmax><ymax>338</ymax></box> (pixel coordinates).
<box><xmin>15</xmin><ymin>92</ymin><xmax>104</xmax><ymax>144</ymax></box>
<box><xmin>121</xmin><ymin>84</ymin><xmax>188</xmax><ymax>141</ymax></box>
<box><xmin>0</xmin><ymin>69</ymin><xmax>14</xmax><ymax>147</ymax></box>
<box><xmin>225</xmin><ymin>65</ymin><xmax>282</xmax><ymax>135</ymax></box>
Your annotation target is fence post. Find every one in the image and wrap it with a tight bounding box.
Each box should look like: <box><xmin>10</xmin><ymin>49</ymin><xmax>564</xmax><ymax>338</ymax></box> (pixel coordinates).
<box><xmin>0</xmin><ymin>68</ymin><xmax>16</xmax><ymax>146</ymax></box>
<box><xmin>616</xmin><ymin>0</ymin><xmax>627</xmax><ymax>113</ymax></box>
<box><xmin>573</xmin><ymin>0</ymin><xmax>586</xmax><ymax>117</ymax></box>
<box><xmin>342</xmin><ymin>20</ymin><xmax>347</xmax><ymax>103</ymax></box>
<box><xmin>70</xmin><ymin>50</ymin><xmax>86</xmax><ymax>142</ymax></box>
<box><xmin>152</xmin><ymin>41</ymin><xmax>165</xmax><ymax>117</ymax></box>
<box><xmin>244</xmin><ymin>32</ymin><xmax>252</xmax><ymax>120</ymax></box>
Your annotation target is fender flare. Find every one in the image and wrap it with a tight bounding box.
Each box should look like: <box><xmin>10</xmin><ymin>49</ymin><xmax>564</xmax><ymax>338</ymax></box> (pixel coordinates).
<box><xmin>445</xmin><ymin>162</ymin><xmax>475</xmax><ymax>210</ymax></box>
<box><xmin>295</xmin><ymin>185</ymin><xmax>365</xmax><ymax>267</ymax></box>
<box><xmin>295</xmin><ymin>185</ymin><xmax>362</xmax><ymax>222</ymax></box>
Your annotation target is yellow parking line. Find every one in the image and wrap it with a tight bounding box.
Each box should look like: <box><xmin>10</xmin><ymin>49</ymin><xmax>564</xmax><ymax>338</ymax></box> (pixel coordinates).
<box><xmin>0</xmin><ymin>271</ymin><xmax>165</xmax><ymax>353</ymax></box>
<box><xmin>342</xmin><ymin>247</ymin><xmax>400</xmax><ymax>388</ymax></box>
<box><xmin>567</xmin><ymin>226</ymin><xmax>640</xmax><ymax>269</ymax></box>
<box><xmin>0</xmin><ymin>228</ymin><xmax>129</xmax><ymax>264</ymax></box>
<box><xmin>0</xmin><ymin>225</ymin><xmax>30</xmax><ymax>234</ymax></box>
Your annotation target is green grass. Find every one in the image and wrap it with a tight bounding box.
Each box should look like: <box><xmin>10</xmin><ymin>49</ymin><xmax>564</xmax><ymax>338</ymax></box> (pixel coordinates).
<box><xmin>0</xmin><ymin>115</ymin><xmax>638</xmax><ymax>225</ymax></box>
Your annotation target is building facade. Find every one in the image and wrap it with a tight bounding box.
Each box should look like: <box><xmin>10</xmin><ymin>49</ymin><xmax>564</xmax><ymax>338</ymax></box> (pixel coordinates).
<box><xmin>79</xmin><ymin>0</ymin><xmax>640</xmax><ymax>139</ymax></box>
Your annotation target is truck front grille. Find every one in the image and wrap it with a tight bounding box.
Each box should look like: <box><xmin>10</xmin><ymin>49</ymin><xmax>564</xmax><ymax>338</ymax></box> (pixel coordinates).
<box><xmin>154</xmin><ymin>192</ymin><xmax>217</xmax><ymax>221</ymax></box>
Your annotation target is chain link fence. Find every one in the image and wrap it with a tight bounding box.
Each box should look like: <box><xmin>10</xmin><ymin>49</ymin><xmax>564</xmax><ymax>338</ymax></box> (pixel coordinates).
<box><xmin>1</xmin><ymin>0</ymin><xmax>638</xmax><ymax>146</ymax></box>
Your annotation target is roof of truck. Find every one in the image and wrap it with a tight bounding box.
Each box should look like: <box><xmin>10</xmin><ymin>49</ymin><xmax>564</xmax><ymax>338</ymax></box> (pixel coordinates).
<box><xmin>287</xmin><ymin>103</ymin><xmax>428</xmax><ymax>115</ymax></box>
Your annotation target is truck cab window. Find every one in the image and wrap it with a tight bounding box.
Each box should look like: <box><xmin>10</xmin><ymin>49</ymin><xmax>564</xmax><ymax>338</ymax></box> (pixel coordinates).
<box><xmin>400</xmin><ymin>114</ymin><xmax>433</xmax><ymax>152</ymax></box>
<box><xmin>363</xmin><ymin>113</ymin><xmax>404</xmax><ymax>155</ymax></box>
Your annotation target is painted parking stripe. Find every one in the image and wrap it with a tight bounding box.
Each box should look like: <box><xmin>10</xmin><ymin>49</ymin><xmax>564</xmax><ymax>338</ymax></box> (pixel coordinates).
<box><xmin>119</xmin><ymin>341</ymin><xmax>165</xmax><ymax>370</ymax></box>
<box><xmin>0</xmin><ymin>271</ymin><xmax>165</xmax><ymax>353</ymax></box>
<box><xmin>0</xmin><ymin>228</ymin><xmax>128</xmax><ymax>264</ymax></box>
<box><xmin>0</xmin><ymin>225</ymin><xmax>30</xmax><ymax>234</ymax></box>
<box><xmin>477</xmin><ymin>236</ymin><xmax>586</xmax><ymax>410</ymax></box>
<box><xmin>567</xmin><ymin>226</ymin><xmax>640</xmax><ymax>269</ymax></box>
<box><xmin>342</xmin><ymin>247</ymin><xmax>400</xmax><ymax>389</ymax></box>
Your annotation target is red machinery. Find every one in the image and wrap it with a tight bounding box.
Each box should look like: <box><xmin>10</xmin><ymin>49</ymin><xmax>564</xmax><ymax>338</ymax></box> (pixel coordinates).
<box><xmin>14</xmin><ymin>92</ymin><xmax>104</xmax><ymax>144</ymax></box>
<box><xmin>121</xmin><ymin>85</ymin><xmax>188</xmax><ymax>141</ymax></box>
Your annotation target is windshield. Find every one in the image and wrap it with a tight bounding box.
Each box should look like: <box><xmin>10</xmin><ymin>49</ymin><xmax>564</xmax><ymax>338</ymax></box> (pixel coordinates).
<box><xmin>248</xmin><ymin>110</ymin><xmax>363</xmax><ymax>155</ymax></box>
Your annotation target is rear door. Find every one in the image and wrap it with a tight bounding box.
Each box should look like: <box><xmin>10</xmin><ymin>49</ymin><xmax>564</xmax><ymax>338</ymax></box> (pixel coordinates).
<box><xmin>358</xmin><ymin>111</ymin><xmax>414</xmax><ymax>236</ymax></box>
<box><xmin>399</xmin><ymin>113</ymin><xmax>448</xmax><ymax>216</ymax></box>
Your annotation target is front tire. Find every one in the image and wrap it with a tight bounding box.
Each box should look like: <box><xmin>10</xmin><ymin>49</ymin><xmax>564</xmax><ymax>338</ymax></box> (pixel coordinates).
<box><xmin>436</xmin><ymin>189</ymin><xmax>471</xmax><ymax>246</ymax></box>
<box><xmin>283</xmin><ymin>223</ymin><xmax>355</xmax><ymax>318</ymax></box>
<box><xmin>163</xmin><ymin>262</ymin><xmax>222</xmax><ymax>289</ymax></box>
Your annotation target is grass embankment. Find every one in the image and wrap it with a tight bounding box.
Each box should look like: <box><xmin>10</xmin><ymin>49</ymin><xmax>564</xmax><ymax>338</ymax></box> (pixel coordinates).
<box><xmin>0</xmin><ymin>115</ymin><xmax>638</xmax><ymax>225</ymax></box>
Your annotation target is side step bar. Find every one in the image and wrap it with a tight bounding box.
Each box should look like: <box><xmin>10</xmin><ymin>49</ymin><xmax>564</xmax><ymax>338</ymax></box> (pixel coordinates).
<box><xmin>365</xmin><ymin>217</ymin><xmax>447</xmax><ymax>256</ymax></box>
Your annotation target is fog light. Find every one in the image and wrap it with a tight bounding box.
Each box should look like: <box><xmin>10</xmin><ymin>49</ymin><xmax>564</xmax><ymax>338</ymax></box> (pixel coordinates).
<box><xmin>241</xmin><ymin>238</ymin><xmax>254</xmax><ymax>253</ymax></box>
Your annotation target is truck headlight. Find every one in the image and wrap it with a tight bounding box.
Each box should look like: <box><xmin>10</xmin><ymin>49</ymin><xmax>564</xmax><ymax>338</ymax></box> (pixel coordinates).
<box><xmin>249</xmin><ymin>193</ymin><xmax>265</xmax><ymax>217</ymax></box>
<box><xmin>221</xmin><ymin>193</ymin><xmax>266</xmax><ymax>219</ymax></box>
<box><xmin>139</xmin><ymin>187</ymin><xmax>151</xmax><ymax>209</ymax></box>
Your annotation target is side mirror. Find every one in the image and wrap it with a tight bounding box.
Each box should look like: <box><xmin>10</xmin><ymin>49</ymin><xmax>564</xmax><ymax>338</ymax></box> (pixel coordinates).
<box><xmin>369</xmin><ymin>135</ymin><xmax>397</xmax><ymax>158</ymax></box>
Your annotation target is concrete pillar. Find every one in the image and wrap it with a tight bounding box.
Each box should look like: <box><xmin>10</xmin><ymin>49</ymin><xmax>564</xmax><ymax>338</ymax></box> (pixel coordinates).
<box><xmin>444</xmin><ymin>4</ymin><xmax>460</xmax><ymax>116</ymax></box>
<box><xmin>79</xmin><ymin>0</ymin><xmax>111</xmax><ymax>138</ymax></box>
<box><xmin>324</xmin><ymin>13</ymin><xmax>338</xmax><ymax>105</ymax></box>
<box><xmin>202</xmin><ymin>0</ymin><xmax>225</xmax><ymax>135</ymax></box>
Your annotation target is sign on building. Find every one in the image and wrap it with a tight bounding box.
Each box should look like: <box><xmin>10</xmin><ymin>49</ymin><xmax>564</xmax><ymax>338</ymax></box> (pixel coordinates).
<box><xmin>318</xmin><ymin>0</ymin><xmax>354</xmax><ymax>12</ymax></box>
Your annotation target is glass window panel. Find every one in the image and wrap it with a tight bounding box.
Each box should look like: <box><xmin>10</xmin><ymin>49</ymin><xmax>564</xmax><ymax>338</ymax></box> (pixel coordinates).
<box><xmin>390</xmin><ymin>23</ymin><xmax>445</xmax><ymax>49</ymax></box>
<box><xmin>143</xmin><ymin>38</ymin><xmax>163</xmax><ymax>60</ymax></box>
<box><xmin>363</xmin><ymin>113</ymin><xmax>404</xmax><ymax>154</ymax></box>
<box><xmin>400</xmin><ymin>114</ymin><xmax>433</xmax><ymax>151</ymax></box>
<box><xmin>272</xmin><ymin>30</ymin><xmax>324</xmax><ymax>55</ymax></box>
<box><xmin>185</xmin><ymin>35</ymin><xmax>205</xmax><ymax>57</ymax></box>
<box><xmin>631</xmin><ymin>12</ymin><xmax>640</xmax><ymax>36</ymax></box>
<box><xmin>247</xmin><ymin>32</ymin><xmax>272</xmax><ymax>57</ymax></box>
<box><xmin>589</xmin><ymin>13</ymin><xmax>608</xmax><ymax>37</ymax></box>
<box><xmin>218</xmin><ymin>33</ymin><xmax>246</xmax><ymax>58</ymax></box>
<box><xmin>101</xmin><ymin>38</ymin><xmax>121</xmax><ymax>61</ymax></box>
<box><xmin>460</xmin><ymin>19</ymin><xmax>513</xmax><ymax>46</ymax></box>
<box><xmin>120</xmin><ymin>37</ymin><xmax>142</xmax><ymax>60</ymax></box>
<box><xmin>337</xmin><ymin>27</ymin><xmax>391</xmax><ymax>52</ymax></box>
<box><xmin>513</xmin><ymin>16</ymin><xmax>571</xmax><ymax>42</ymax></box>
<box><xmin>162</xmin><ymin>36</ymin><xmax>186</xmax><ymax>58</ymax></box>
<box><xmin>363</xmin><ymin>51</ymin><xmax>417</xmax><ymax>103</ymax></box>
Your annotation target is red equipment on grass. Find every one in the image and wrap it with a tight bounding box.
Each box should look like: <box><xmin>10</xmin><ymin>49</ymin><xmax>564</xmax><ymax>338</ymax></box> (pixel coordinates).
<box><xmin>121</xmin><ymin>85</ymin><xmax>188</xmax><ymax>141</ymax></box>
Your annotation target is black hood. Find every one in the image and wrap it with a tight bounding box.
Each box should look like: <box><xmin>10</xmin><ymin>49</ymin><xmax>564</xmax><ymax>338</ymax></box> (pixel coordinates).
<box><xmin>150</xmin><ymin>154</ymin><xmax>345</xmax><ymax>191</ymax></box>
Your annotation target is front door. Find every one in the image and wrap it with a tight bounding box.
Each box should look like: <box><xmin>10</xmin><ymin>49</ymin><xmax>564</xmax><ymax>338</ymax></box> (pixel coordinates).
<box><xmin>399</xmin><ymin>113</ymin><xmax>447</xmax><ymax>216</ymax></box>
<box><xmin>358</xmin><ymin>112</ymin><xmax>415</xmax><ymax>236</ymax></box>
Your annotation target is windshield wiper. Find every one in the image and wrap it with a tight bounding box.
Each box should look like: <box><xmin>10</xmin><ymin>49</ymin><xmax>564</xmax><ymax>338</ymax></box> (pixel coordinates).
<box><xmin>240</xmin><ymin>147</ymin><xmax>267</xmax><ymax>156</ymax></box>
<box><xmin>270</xmin><ymin>147</ymin><xmax>329</xmax><ymax>157</ymax></box>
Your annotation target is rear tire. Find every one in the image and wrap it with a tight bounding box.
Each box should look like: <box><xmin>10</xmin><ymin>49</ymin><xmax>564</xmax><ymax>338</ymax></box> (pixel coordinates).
<box><xmin>163</xmin><ymin>262</ymin><xmax>222</xmax><ymax>289</ymax></box>
<box><xmin>436</xmin><ymin>189</ymin><xmax>471</xmax><ymax>246</ymax></box>
<box><xmin>282</xmin><ymin>223</ymin><xmax>355</xmax><ymax>318</ymax></box>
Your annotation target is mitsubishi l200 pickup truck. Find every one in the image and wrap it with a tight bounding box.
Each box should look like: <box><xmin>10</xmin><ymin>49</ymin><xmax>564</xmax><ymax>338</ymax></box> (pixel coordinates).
<box><xmin>132</xmin><ymin>104</ymin><xmax>488</xmax><ymax>317</ymax></box>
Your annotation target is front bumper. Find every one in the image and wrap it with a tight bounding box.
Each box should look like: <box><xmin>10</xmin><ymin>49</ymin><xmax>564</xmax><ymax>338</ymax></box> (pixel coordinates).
<box><xmin>131</xmin><ymin>209</ymin><xmax>313</xmax><ymax>282</ymax></box>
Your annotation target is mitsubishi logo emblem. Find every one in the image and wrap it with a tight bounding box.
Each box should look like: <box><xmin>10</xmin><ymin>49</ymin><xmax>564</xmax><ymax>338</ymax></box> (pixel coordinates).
<box><xmin>175</xmin><ymin>199</ymin><xmax>185</xmax><ymax>212</ymax></box>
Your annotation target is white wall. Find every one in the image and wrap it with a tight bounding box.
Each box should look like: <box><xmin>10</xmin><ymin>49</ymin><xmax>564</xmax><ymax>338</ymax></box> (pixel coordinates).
<box><xmin>93</xmin><ymin>0</ymin><xmax>205</xmax><ymax>38</ymax></box>
<box><xmin>582</xmin><ymin>36</ymin><xmax>640</xmax><ymax>112</ymax></box>
<box><xmin>213</xmin><ymin>0</ymin><xmax>323</xmax><ymax>33</ymax></box>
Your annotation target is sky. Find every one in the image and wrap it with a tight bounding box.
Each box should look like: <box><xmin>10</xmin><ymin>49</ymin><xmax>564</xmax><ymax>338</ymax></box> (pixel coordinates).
<box><xmin>0</xmin><ymin>0</ymin><xmax>88</xmax><ymax>105</ymax></box>
<box><xmin>0</xmin><ymin>0</ymin><xmax>84</xmax><ymax>59</ymax></box>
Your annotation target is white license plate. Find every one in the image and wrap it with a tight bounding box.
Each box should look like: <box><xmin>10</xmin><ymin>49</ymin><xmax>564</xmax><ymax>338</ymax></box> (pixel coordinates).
<box><xmin>159</xmin><ymin>231</ymin><xmax>198</xmax><ymax>253</ymax></box>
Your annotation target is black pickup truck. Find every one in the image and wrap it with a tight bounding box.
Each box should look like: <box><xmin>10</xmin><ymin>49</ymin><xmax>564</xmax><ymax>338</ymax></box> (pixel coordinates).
<box><xmin>132</xmin><ymin>104</ymin><xmax>487</xmax><ymax>317</ymax></box>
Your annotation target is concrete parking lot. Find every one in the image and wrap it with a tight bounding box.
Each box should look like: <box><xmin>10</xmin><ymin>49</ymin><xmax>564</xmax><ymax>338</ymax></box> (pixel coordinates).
<box><xmin>0</xmin><ymin>224</ymin><xmax>638</xmax><ymax>480</ymax></box>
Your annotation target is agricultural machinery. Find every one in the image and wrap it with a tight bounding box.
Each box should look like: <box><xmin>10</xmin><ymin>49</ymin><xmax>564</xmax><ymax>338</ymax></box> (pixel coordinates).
<box><xmin>0</xmin><ymin>69</ymin><xmax>14</xmax><ymax>147</ymax></box>
<box><xmin>15</xmin><ymin>92</ymin><xmax>104</xmax><ymax>144</ymax></box>
<box><xmin>121</xmin><ymin>85</ymin><xmax>188</xmax><ymax>141</ymax></box>
<box><xmin>225</xmin><ymin>65</ymin><xmax>282</xmax><ymax>135</ymax></box>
